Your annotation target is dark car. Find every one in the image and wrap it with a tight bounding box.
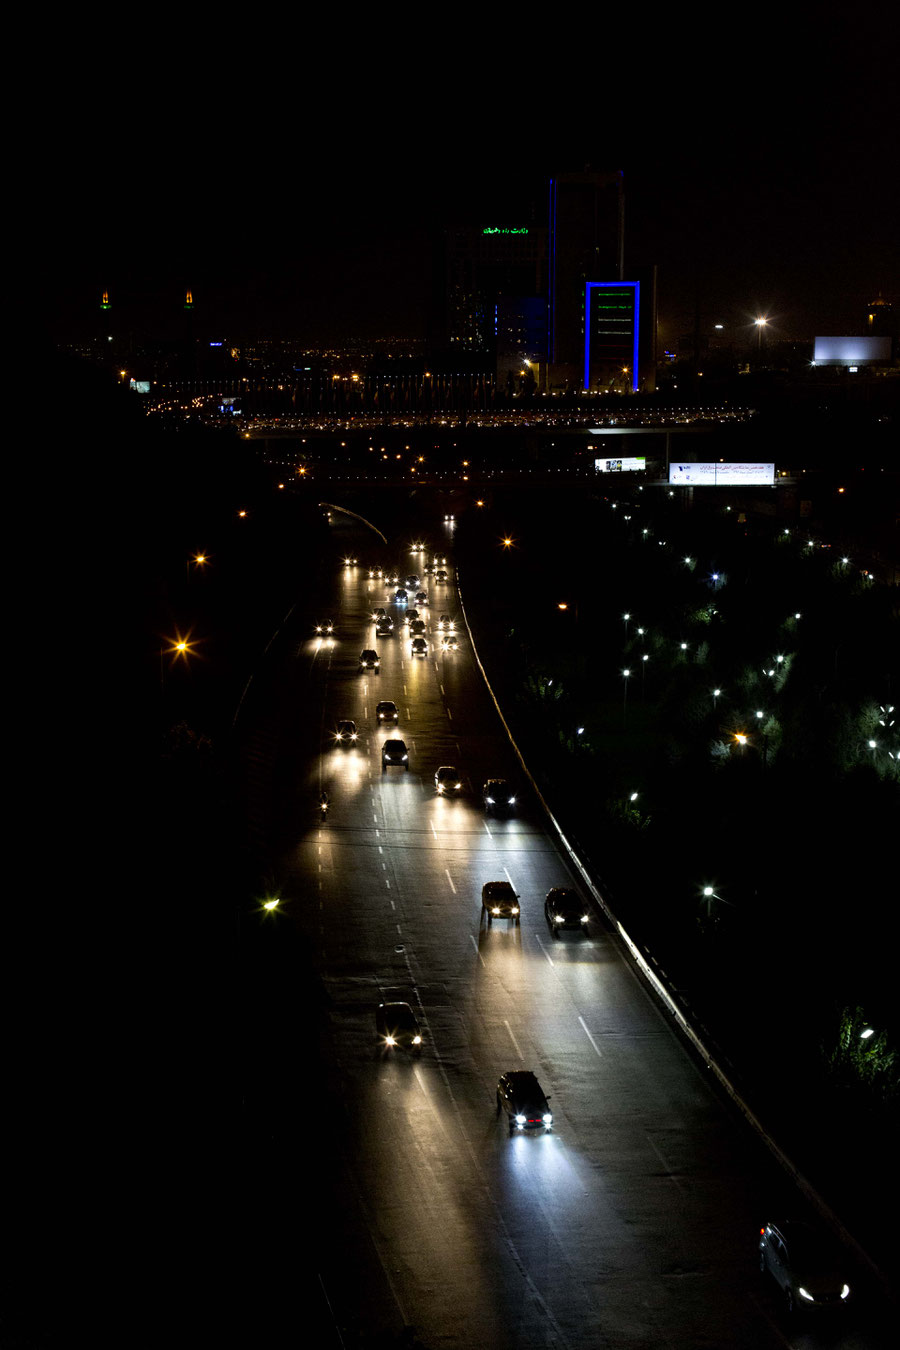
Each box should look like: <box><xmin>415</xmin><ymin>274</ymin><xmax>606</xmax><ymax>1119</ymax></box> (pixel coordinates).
<box><xmin>759</xmin><ymin>1221</ymin><xmax>852</xmax><ymax>1316</ymax></box>
<box><xmin>481</xmin><ymin>880</ymin><xmax>519</xmax><ymax>924</ymax></box>
<box><xmin>411</xmin><ymin>637</ymin><xmax>427</xmax><ymax>657</ymax></box>
<box><xmin>415</xmin><ymin>591</ymin><xmax>428</xmax><ymax>606</ymax></box>
<box><xmin>314</xmin><ymin>619</ymin><xmax>335</xmax><ymax>636</ymax></box>
<box><xmin>435</xmin><ymin>569</ymin><xmax>449</xmax><ymax>582</ymax></box>
<box><xmin>394</xmin><ymin>587</ymin><xmax>408</xmax><ymax>602</ymax></box>
<box><xmin>334</xmin><ymin>719</ymin><xmax>358</xmax><ymax>744</ymax></box>
<box><xmin>544</xmin><ymin>887</ymin><xmax>589</xmax><ymax>936</ymax></box>
<box><xmin>359</xmin><ymin>649</ymin><xmax>380</xmax><ymax>672</ymax></box>
<box><xmin>437</xmin><ymin>614</ymin><xmax>454</xmax><ymax>632</ymax></box>
<box><xmin>434</xmin><ymin>765</ymin><xmax>461</xmax><ymax>795</ymax></box>
<box><xmin>410</xmin><ymin>619</ymin><xmax>427</xmax><ymax>637</ymax></box>
<box><xmin>483</xmin><ymin>779</ymin><xmax>516</xmax><ymax>814</ymax></box>
<box><xmin>496</xmin><ymin>1071</ymin><xmax>552</xmax><ymax>1134</ymax></box>
<box><xmin>375</xmin><ymin>618</ymin><xmax>394</xmax><ymax>637</ymax></box>
<box><xmin>405</xmin><ymin>608</ymin><xmax>419</xmax><ymax>624</ymax></box>
<box><xmin>371</xmin><ymin>606</ymin><xmax>386</xmax><ymax>621</ymax></box>
<box><xmin>376</xmin><ymin>700</ymin><xmax>399</xmax><ymax>724</ymax></box>
<box><xmin>405</xmin><ymin>575</ymin><xmax>420</xmax><ymax>590</ymax></box>
<box><xmin>441</xmin><ymin>633</ymin><xmax>458</xmax><ymax>652</ymax></box>
<box><xmin>382</xmin><ymin>739</ymin><xmax>409</xmax><ymax>771</ymax></box>
<box><xmin>376</xmin><ymin>1002</ymin><xmax>422</xmax><ymax>1053</ymax></box>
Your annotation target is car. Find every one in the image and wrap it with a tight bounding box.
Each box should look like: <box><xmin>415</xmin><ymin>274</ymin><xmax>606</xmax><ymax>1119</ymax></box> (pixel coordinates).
<box><xmin>376</xmin><ymin>1002</ymin><xmax>422</xmax><ymax>1053</ymax></box>
<box><xmin>481</xmin><ymin>880</ymin><xmax>520</xmax><ymax>924</ymax></box>
<box><xmin>434</xmin><ymin>765</ymin><xmax>461</xmax><ymax>795</ymax></box>
<box><xmin>496</xmin><ymin>1071</ymin><xmax>552</xmax><ymax>1134</ymax></box>
<box><xmin>435</xmin><ymin>569</ymin><xmax>448</xmax><ymax>582</ymax></box>
<box><xmin>386</xmin><ymin>571</ymin><xmax>400</xmax><ymax>586</ymax></box>
<box><xmin>405</xmin><ymin>575</ymin><xmax>420</xmax><ymax>590</ymax></box>
<box><xmin>437</xmin><ymin>614</ymin><xmax>454</xmax><ymax>632</ymax></box>
<box><xmin>359</xmin><ymin>649</ymin><xmax>380</xmax><ymax>671</ymax></box>
<box><xmin>415</xmin><ymin>591</ymin><xmax>428</xmax><ymax>606</ymax></box>
<box><xmin>759</xmin><ymin>1221</ymin><xmax>852</xmax><ymax>1316</ymax></box>
<box><xmin>343</xmin><ymin>555</ymin><xmax>358</xmax><ymax>566</ymax></box>
<box><xmin>405</xmin><ymin>608</ymin><xmax>419</xmax><ymax>624</ymax></box>
<box><xmin>314</xmin><ymin>619</ymin><xmax>335</xmax><ymax>636</ymax></box>
<box><xmin>376</xmin><ymin>700</ymin><xmax>399</xmax><ymax>723</ymax></box>
<box><xmin>375</xmin><ymin>618</ymin><xmax>394</xmax><ymax>637</ymax></box>
<box><xmin>434</xmin><ymin>554</ymin><xmax>447</xmax><ymax>565</ymax></box>
<box><xmin>334</xmin><ymin>719</ymin><xmax>358</xmax><ymax>744</ymax></box>
<box><xmin>394</xmin><ymin>587</ymin><xmax>408</xmax><ymax>602</ymax></box>
<box><xmin>410</xmin><ymin>619</ymin><xmax>426</xmax><ymax>636</ymax></box>
<box><xmin>368</xmin><ymin>566</ymin><xmax>384</xmax><ymax>580</ymax></box>
<box><xmin>483</xmin><ymin>778</ymin><xmax>516</xmax><ymax>814</ymax></box>
<box><xmin>382</xmin><ymin>739</ymin><xmax>409</xmax><ymax>771</ymax></box>
<box><xmin>423</xmin><ymin>563</ymin><xmax>434</xmax><ymax>576</ymax></box>
<box><xmin>371</xmin><ymin>606</ymin><xmax>386</xmax><ymax>621</ymax></box>
<box><xmin>544</xmin><ymin>887</ymin><xmax>590</xmax><ymax>935</ymax></box>
<box><xmin>441</xmin><ymin>634</ymin><xmax>458</xmax><ymax>652</ymax></box>
<box><xmin>411</xmin><ymin>637</ymin><xmax>428</xmax><ymax>657</ymax></box>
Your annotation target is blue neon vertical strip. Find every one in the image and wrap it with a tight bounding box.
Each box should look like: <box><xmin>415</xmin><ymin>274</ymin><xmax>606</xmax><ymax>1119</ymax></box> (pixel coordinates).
<box><xmin>584</xmin><ymin>281</ymin><xmax>640</xmax><ymax>392</ymax></box>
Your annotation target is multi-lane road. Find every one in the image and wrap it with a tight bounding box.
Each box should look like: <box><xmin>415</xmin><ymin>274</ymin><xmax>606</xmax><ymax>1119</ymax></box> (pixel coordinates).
<box><xmin>236</xmin><ymin>508</ymin><xmax>893</xmax><ymax>1349</ymax></box>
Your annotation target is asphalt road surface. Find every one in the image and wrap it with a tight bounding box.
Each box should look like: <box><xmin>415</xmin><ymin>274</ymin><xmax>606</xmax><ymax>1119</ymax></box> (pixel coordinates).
<box><xmin>236</xmin><ymin>508</ymin><xmax>894</xmax><ymax>1349</ymax></box>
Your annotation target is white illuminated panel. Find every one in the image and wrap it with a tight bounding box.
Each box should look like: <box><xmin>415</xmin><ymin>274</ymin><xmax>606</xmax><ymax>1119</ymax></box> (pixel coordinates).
<box><xmin>595</xmin><ymin>457</ymin><xmax>646</xmax><ymax>472</ymax></box>
<box><xmin>813</xmin><ymin>336</ymin><xmax>891</xmax><ymax>364</ymax></box>
<box><xmin>669</xmin><ymin>463</ymin><xmax>775</xmax><ymax>486</ymax></box>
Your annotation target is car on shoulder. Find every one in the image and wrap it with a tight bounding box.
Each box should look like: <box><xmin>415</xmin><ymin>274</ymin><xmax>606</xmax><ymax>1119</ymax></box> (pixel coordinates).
<box><xmin>483</xmin><ymin>779</ymin><xmax>516</xmax><ymax>814</ymax></box>
<box><xmin>434</xmin><ymin>765</ymin><xmax>461</xmax><ymax>795</ymax></box>
<box><xmin>481</xmin><ymin>880</ymin><xmax>519</xmax><ymax>924</ymax></box>
<box><xmin>496</xmin><ymin>1071</ymin><xmax>552</xmax><ymax>1134</ymax></box>
<box><xmin>415</xmin><ymin>591</ymin><xmax>428</xmax><ymax>606</ymax></box>
<box><xmin>334</xmin><ymin>719</ymin><xmax>358</xmax><ymax>744</ymax></box>
<box><xmin>375</xmin><ymin>618</ymin><xmax>394</xmax><ymax>637</ymax></box>
<box><xmin>410</xmin><ymin>637</ymin><xmax>428</xmax><ymax>657</ymax></box>
<box><xmin>376</xmin><ymin>1002</ymin><xmax>422</xmax><ymax>1053</ymax></box>
<box><xmin>314</xmin><ymin>619</ymin><xmax>335</xmax><ymax>636</ymax></box>
<box><xmin>376</xmin><ymin>700</ymin><xmax>399</xmax><ymax>724</ymax></box>
<box><xmin>758</xmin><ymin>1221</ymin><xmax>852</xmax><ymax>1316</ymax></box>
<box><xmin>437</xmin><ymin>614</ymin><xmax>454</xmax><ymax>632</ymax></box>
<box><xmin>394</xmin><ymin>587</ymin><xmax>408</xmax><ymax>602</ymax></box>
<box><xmin>359</xmin><ymin>649</ymin><xmax>380</xmax><ymax>672</ymax></box>
<box><xmin>544</xmin><ymin>887</ymin><xmax>590</xmax><ymax>935</ymax></box>
<box><xmin>410</xmin><ymin>619</ymin><xmax>426</xmax><ymax>636</ymax></box>
<box><xmin>381</xmin><ymin>739</ymin><xmax>409</xmax><ymax>771</ymax></box>
<box><xmin>441</xmin><ymin>634</ymin><xmax>458</xmax><ymax>652</ymax></box>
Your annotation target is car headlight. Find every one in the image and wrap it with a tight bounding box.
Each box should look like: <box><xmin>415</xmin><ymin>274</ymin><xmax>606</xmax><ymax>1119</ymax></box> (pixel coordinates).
<box><xmin>542</xmin><ymin>1114</ymin><xmax>553</xmax><ymax>1125</ymax></box>
<box><xmin>840</xmin><ymin>1284</ymin><xmax>850</xmax><ymax>1300</ymax></box>
<box><xmin>412</xmin><ymin>1035</ymin><xmax>422</xmax><ymax>1045</ymax></box>
<box><xmin>492</xmin><ymin>907</ymin><xmax>501</xmax><ymax>915</ymax></box>
<box><xmin>552</xmin><ymin>914</ymin><xmax>561</xmax><ymax>924</ymax></box>
<box><xmin>507</xmin><ymin>796</ymin><xmax>516</xmax><ymax>805</ymax></box>
<box><xmin>515</xmin><ymin>1114</ymin><xmax>526</xmax><ymax>1126</ymax></box>
<box><xmin>580</xmin><ymin>914</ymin><xmax>589</xmax><ymax>923</ymax></box>
<box><xmin>798</xmin><ymin>1287</ymin><xmax>814</xmax><ymax>1303</ymax></box>
<box><xmin>350</xmin><ymin>734</ymin><xmax>358</xmax><ymax>741</ymax></box>
<box><xmin>385</xmin><ymin>1036</ymin><xmax>395</xmax><ymax>1046</ymax></box>
<box><xmin>402</xmin><ymin>754</ymin><xmax>408</xmax><ymax>761</ymax></box>
<box><xmin>454</xmin><ymin>782</ymin><xmax>461</xmax><ymax>789</ymax></box>
<box><xmin>436</xmin><ymin>784</ymin><xmax>444</xmax><ymax>793</ymax></box>
<box><xmin>486</xmin><ymin>796</ymin><xmax>495</xmax><ymax>805</ymax></box>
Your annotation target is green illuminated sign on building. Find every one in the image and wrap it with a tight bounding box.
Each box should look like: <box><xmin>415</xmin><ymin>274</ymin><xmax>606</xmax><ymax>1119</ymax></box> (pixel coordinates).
<box><xmin>482</xmin><ymin>226</ymin><xmax>529</xmax><ymax>235</ymax></box>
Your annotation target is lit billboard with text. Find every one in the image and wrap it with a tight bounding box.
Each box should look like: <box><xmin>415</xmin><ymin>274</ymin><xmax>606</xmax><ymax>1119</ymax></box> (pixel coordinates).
<box><xmin>813</xmin><ymin>336</ymin><xmax>891</xmax><ymax>364</ymax></box>
<box><xmin>669</xmin><ymin>463</ymin><xmax>774</xmax><ymax>486</ymax></box>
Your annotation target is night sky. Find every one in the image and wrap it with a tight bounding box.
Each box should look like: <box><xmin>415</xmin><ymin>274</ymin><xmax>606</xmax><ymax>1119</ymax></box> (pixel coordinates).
<box><xmin>39</xmin><ymin>15</ymin><xmax>898</xmax><ymax>348</ymax></box>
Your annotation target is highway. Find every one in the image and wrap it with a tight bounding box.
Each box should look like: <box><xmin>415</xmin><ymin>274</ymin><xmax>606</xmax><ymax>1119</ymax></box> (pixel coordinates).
<box><xmin>235</xmin><ymin>506</ymin><xmax>892</xmax><ymax>1349</ymax></box>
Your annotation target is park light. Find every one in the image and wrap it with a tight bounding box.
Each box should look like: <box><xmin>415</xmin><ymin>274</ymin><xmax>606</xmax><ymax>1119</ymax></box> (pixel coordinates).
<box><xmin>629</xmin><ymin>791</ymin><xmax>639</xmax><ymax>802</ymax></box>
<box><xmin>262</xmin><ymin>897</ymin><xmax>280</xmax><ymax>912</ymax></box>
<box><xmin>860</xmin><ymin>1028</ymin><xmax>875</xmax><ymax>1040</ymax></box>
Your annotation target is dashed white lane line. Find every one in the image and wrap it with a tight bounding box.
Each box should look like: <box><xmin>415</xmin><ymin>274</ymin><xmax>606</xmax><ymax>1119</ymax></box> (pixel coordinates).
<box><xmin>578</xmin><ymin>1016</ymin><xmax>603</xmax><ymax>1058</ymax></box>
<box><xmin>534</xmin><ymin>935</ymin><xmax>554</xmax><ymax>966</ymax></box>
<box><xmin>431</xmin><ymin>822</ymin><xmax>438</xmax><ymax>839</ymax></box>
<box><xmin>445</xmin><ymin>869</ymin><xmax>456</xmax><ymax>894</ymax></box>
<box><xmin>469</xmin><ymin>934</ymin><xmax>485</xmax><ymax>966</ymax></box>
<box><xmin>645</xmin><ymin>1133</ymin><xmax>685</xmax><ymax>1192</ymax></box>
<box><xmin>503</xmin><ymin>866</ymin><xmax>516</xmax><ymax>889</ymax></box>
<box><xmin>447</xmin><ymin>708</ymin><xmax>452</xmax><ymax>720</ymax></box>
<box><xmin>483</xmin><ymin>822</ymin><xmax>492</xmax><ymax>837</ymax></box>
<box><xmin>504</xmin><ymin>1020</ymin><xmax>524</xmax><ymax>1061</ymax></box>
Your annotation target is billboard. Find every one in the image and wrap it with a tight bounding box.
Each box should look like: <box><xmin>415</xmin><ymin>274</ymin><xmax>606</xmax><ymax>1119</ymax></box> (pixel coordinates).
<box><xmin>669</xmin><ymin>463</ymin><xmax>774</xmax><ymax>486</ymax></box>
<box><xmin>813</xmin><ymin>336</ymin><xmax>891</xmax><ymax>364</ymax></box>
<box><xmin>129</xmin><ymin>379</ymin><xmax>150</xmax><ymax>394</ymax></box>
<box><xmin>595</xmin><ymin>457</ymin><xmax>646</xmax><ymax>472</ymax></box>
<box><xmin>584</xmin><ymin>281</ymin><xmax>640</xmax><ymax>393</ymax></box>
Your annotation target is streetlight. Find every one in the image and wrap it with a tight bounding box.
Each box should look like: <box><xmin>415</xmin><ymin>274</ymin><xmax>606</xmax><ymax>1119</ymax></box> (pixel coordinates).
<box><xmin>713</xmin><ymin>688</ymin><xmax>722</xmax><ymax>711</ymax></box>
<box><xmin>622</xmin><ymin>668</ymin><xmax>631</xmax><ymax>725</ymax></box>
<box><xmin>755</xmin><ymin>316</ymin><xmax>768</xmax><ymax>352</ymax></box>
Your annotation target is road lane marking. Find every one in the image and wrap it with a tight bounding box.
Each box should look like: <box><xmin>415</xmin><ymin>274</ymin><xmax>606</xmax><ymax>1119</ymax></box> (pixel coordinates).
<box><xmin>447</xmin><ymin>708</ymin><xmax>452</xmax><ymax>720</ymax></box>
<box><xmin>503</xmin><ymin>866</ymin><xmax>516</xmax><ymax>889</ymax></box>
<box><xmin>535</xmin><ymin>935</ymin><xmax>554</xmax><ymax>966</ymax></box>
<box><xmin>469</xmin><ymin>934</ymin><xmax>485</xmax><ymax>966</ymax></box>
<box><xmin>645</xmin><ymin>1133</ymin><xmax>685</xmax><ymax>1192</ymax></box>
<box><xmin>431</xmin><ymin>822</ymin><xmax>438</xmax><ymax>839</ymax></box>
<box><xmin>504</xmin><ymin>1020</ymin><xmax>524</xmax><ymax>1061</ymax></box>
<box><xmin>483</xmin><ymin>822</ymin><xmax>492</xmax><ymax>837</ymax></box>
<box><xmin>579</xmin><ymin>1016</ymin><xmax>603</xmax><ymax>1058</ymax></box>
<box><xmin>445</xmin><ymin>869</ymin><xmax>456</xmax><ymax>894</ymax></box>
<box><xmin>386</xmin><ymin>880</ymin><xmax>391</xmax><ymax>888</ymax></box>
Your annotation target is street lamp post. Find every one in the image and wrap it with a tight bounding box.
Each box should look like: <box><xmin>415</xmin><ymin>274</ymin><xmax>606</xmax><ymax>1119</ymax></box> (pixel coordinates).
<box><xmin>622</xmin><ymin>668</ymin><xmax>631</xmax><ymax>726</ymax></box>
